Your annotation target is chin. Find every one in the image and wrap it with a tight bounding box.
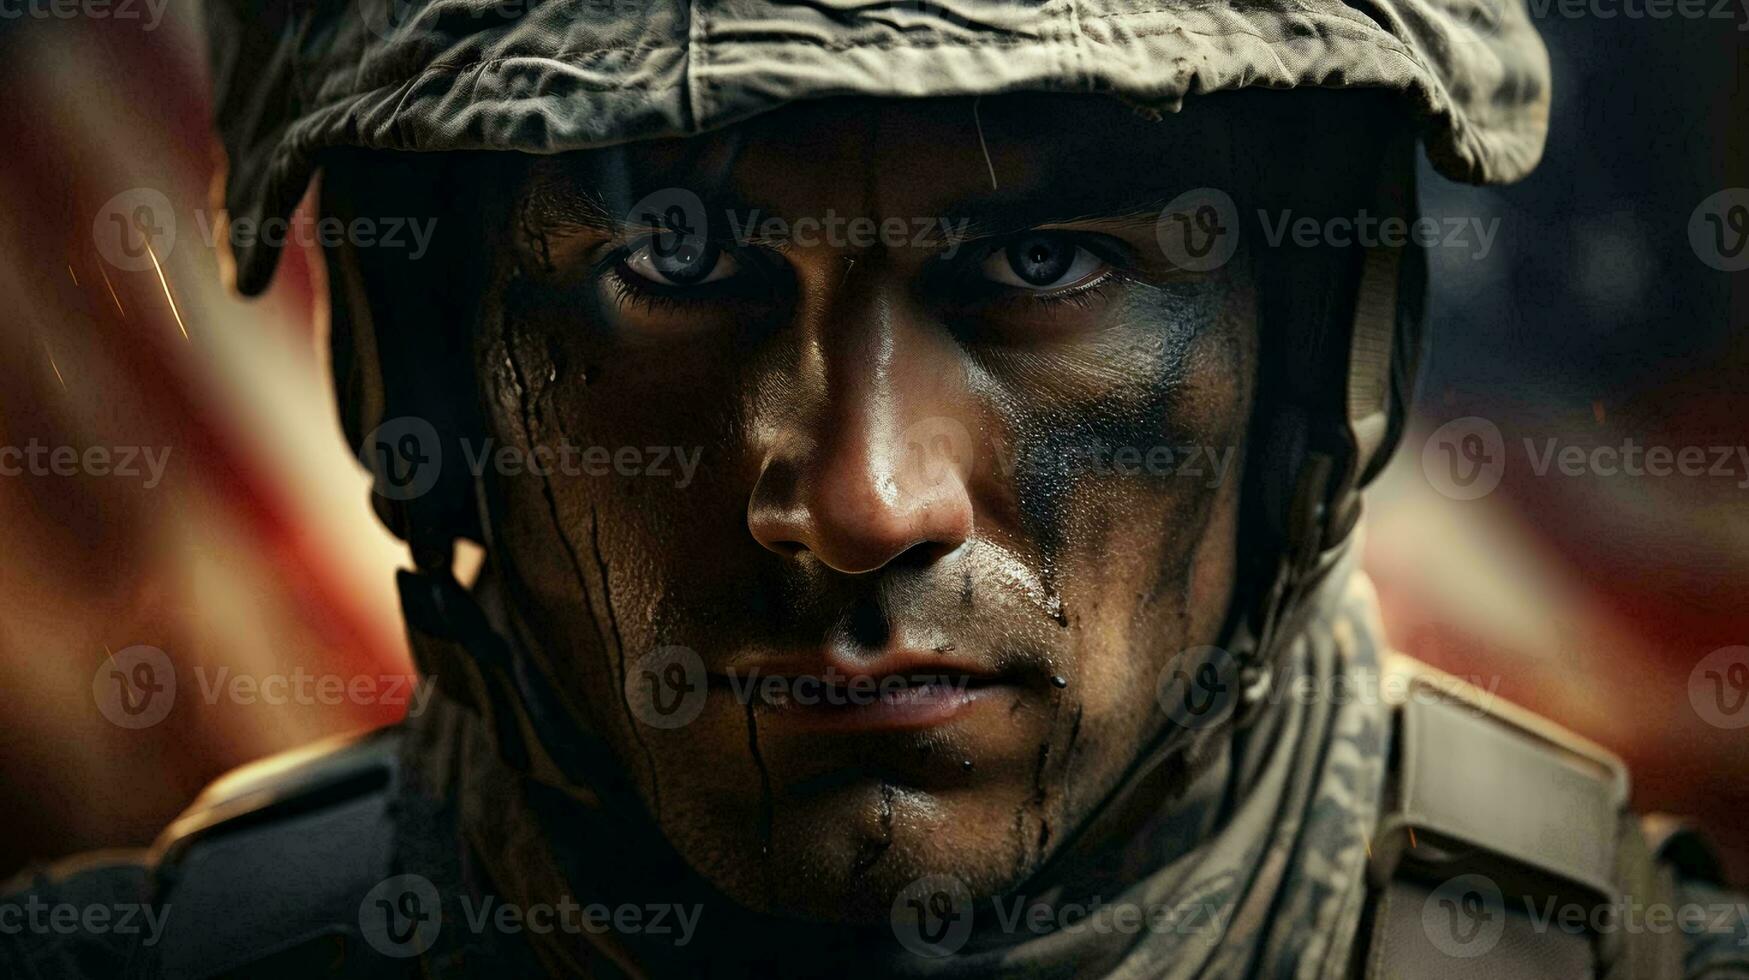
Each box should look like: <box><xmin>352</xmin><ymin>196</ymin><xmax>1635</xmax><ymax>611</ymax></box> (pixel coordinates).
<box><xmin>673</xmin><ymin>771</ymin><xmax>1059</xmax><ymax>924</ymax></box>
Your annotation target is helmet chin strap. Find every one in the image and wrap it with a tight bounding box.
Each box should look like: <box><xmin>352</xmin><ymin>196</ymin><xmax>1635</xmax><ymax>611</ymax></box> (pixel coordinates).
<box><xmin>1231</xmin><ymin>240</ymin><xmax>1403</xmax><ymax>728</ymax></box>
<box><xmin>396</xmin><ymin>534</ymin><xmax>634</xmax><ymax>805</ymax></box>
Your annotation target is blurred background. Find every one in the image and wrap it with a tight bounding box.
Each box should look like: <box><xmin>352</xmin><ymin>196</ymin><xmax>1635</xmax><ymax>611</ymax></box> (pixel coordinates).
<box><xmin>0</xmin><ymin>0</ymin><xmax>1744</xmax><ymax>886</ymax></box>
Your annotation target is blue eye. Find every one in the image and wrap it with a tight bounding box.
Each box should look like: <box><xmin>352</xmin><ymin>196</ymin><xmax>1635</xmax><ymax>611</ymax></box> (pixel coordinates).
<box><xmin>623</xmin><ymin>237</ymin><xmax>739</xmax><ymax>286</ymax></box>
<box><xmin>981</xmin><ymin>234</ymin><xmax>1105</xmax><ymax>290</ymax></box>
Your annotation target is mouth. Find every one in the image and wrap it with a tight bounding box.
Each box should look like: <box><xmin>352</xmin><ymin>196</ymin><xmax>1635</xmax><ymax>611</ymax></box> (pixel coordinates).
<box><xmin>708</xmin><ymin>650</ymin><xmax>1026</xmax><ymax>734</ymax></box>
<box><xmin>754</xmin><ymin>673</ymin><xmax>1013</xmax><ymax>733</ymax></box>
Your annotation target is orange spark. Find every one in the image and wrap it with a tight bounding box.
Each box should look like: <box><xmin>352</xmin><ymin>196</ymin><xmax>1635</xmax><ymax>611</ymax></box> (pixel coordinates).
<box><xmin>45</xmin><ymin>345</ymin><xmax>66</xmax><ymax>390</ymax></box>
<box><xmin>97</xmin><ymin>264</ymin><xmax>125</xmax><ymax>319</ymax></box>
<box><xmin>143</xmin><ymin>240</ymin><xmax>189</xmax><ymax>341</ymax></box>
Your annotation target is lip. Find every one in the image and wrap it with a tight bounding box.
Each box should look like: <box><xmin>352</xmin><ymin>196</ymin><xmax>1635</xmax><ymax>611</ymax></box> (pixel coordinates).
<box><xmin>760</xmin><ymin>676</ymin><xmax>1011</xmax><ymax>733</ymax></box>
<box><xmin>708</xmin><ymin>649</ymin><xmax>1019</xmax><ymax>734</ymax></box>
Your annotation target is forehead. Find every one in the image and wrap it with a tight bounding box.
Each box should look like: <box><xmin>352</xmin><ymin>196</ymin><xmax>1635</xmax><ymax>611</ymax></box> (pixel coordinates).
<box><xmin>524</xmin><ymin>93</ymin><xmax>1261</xmax><ymax>223</ymax></box>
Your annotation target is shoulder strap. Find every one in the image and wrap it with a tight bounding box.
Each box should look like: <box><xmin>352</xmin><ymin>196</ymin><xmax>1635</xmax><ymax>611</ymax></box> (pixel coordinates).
<box><xmin>140</xmin><ymin>728</ymin><xmax>410</xmax><ymax>980</ymax></box>
<box><xmin>1358</xmin><ymin>655</ymin><xmax>1686</xmax><ymax>980</ymax></box>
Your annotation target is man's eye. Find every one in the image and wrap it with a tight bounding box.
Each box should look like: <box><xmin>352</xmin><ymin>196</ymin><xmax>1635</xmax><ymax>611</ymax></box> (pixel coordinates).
<box><xmin>980</xmin><ymin>233</ymin><xmax>1106</xmax><ymax>291</ymax></box>
<box><xmin>622</xmin><ymin>237</ymin><xmax>739</xmax><ymax>287</ymax></box>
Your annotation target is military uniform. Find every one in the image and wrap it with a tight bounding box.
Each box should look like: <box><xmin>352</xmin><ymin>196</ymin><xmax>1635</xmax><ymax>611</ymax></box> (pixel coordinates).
<box><xmin>5</xmin><ymin>563</ymin><xmax>1747</xmax><ymax>978</ymax></box>
<box><xmin>7</xmin><ymin>0</ymin><xmax>1748</xmax><ymax>975</ymax></box>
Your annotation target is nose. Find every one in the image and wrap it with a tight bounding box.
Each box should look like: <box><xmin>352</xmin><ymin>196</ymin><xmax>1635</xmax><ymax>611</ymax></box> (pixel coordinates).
<box><xmin>747</xmin><ymin>320</ymin><xmax>975</xmax><ymax>575</ymax></box>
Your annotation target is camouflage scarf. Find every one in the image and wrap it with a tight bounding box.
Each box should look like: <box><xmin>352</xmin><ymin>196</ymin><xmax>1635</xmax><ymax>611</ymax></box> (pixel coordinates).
<box><xmin>871</xmin><ymin>572</ymin><xmax>1390</xmax><ymax>980</ymax></box>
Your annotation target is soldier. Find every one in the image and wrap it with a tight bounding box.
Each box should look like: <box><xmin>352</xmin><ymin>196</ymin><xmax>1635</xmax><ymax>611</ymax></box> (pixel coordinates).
<box><xmin>4</xmin><ymin>0</ymin><xmax>1747</xmax><ymax>977</ymax></box>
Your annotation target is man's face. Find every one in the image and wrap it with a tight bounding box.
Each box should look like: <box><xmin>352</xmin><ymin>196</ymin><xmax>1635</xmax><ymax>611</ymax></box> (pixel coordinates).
<box><xmin>477</xmin><ymin>95</ymin><xmax>1258</xmax><ymax>920</ymax></box>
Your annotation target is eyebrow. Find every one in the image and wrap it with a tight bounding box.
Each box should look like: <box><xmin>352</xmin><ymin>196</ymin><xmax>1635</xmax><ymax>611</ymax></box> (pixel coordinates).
<box><xmin>945</xmin><ymin>197</ymin><xmax>1178</xmax><ymax>242</ymax></box>
<box><xmin>518</xmin><ymin>170</ymin><xmax>1191</xmax><ymax>248</ymax></box>
<box><xmin>518</xmin><ymin>179</ymin><xmax>617</xmax><ymax>237</ymax></box>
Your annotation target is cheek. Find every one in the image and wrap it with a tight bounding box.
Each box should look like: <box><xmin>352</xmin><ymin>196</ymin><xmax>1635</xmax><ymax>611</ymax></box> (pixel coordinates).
<box><xmin>1061</xmin><ymin>469</ymin><xmax>1244</xmax><ymax>757</ymax></box>
<box><xmin>998</xmin><ymin>293</ymin><xmax>1254</xmax><ymax>756</ymax></box>
<box><xmin>472</xmin><ymin>317</ymin><xmax>750</xmax><ymax>720</ymax></box>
